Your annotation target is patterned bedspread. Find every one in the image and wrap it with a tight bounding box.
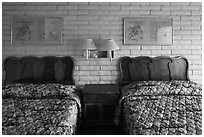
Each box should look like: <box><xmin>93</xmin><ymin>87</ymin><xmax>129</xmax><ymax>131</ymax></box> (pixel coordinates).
<box><xmin>115</xmin><ymin>81</ymin><xmax>202</xmax><ymax>135</ymax></box>
<box><xmin>2</xmin><ymin>83</ymin><xmax>81</xmax><ymax>135</ymax></box>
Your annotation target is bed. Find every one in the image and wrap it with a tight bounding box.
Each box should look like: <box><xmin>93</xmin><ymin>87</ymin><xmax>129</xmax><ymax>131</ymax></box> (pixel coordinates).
<box><xmin>2</xmin><ymin>56</ymin><xmax>81</xmax><ymax>135</ymax></box>
<box><xmin>115</xmin><ymin>56</ymin><xmax>202</xmax><ymax>135</ymax></box>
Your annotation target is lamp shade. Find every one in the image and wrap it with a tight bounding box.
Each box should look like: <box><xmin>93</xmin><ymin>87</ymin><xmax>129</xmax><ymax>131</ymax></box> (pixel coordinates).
<box><xmin>99</xmin><ymin>39</ymin><xmax>119</xmax><ymax>51</ymax></box>
<box><xmin>80</xmin><ymin>38</ymin><xmax>96</xmax><ymax>50</ymax></box>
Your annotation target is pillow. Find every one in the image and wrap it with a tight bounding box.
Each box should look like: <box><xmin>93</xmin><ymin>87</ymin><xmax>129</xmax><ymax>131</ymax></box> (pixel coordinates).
<box><xmin>33</xmin><ymin>60</ymin><xmax>44</xmax><ymax>81</ymax></box>
<box><xmin>54</xmin><ymin>60</ymin><xmax>66</xmax><ymax>82</ymax></box>
<box><xmin>128</xmin><ymin>61</ymin><xmax>150</xmax><ymax>81</ymax></box>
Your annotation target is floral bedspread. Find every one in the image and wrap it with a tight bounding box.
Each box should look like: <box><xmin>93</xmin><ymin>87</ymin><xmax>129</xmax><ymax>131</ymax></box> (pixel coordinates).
<box><xmin>115</xmin><ymin>81</ymin><xmax>202</xmax><ymax>135</ymax></box>
<box><xmin>2</xmin><ymin>83</ymin><xmax>81</xmax><ymax>135</ymax></box>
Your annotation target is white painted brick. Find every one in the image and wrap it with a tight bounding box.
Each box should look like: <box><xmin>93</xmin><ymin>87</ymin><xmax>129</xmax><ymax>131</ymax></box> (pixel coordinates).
<box><xmin>57</xmin><ymin>5</ymin><xmax>76</xmax><ymax>10</ymax></box>
<box><xmin>191</xmin><ymin>20</ymin><xmax>202</xmax><ymax>25</ymax></box>
<box><xmin>77</xmin><ymin>15</ymin><xmax>98</xmax><ymax>20</ymax></box>
<box><xmin>99</xmin><ymin>15</ymin><xmax>120</xmax><ymax>20</ymax></box>
<box><xmin>110</xmin><ymin>2</ymin><xmax>130</xmax><ymax>5</ymax></box>
<box><xmin>80</xmin><ymin>66</ymin><xmax>100</xmax><ymax>71</ymax></box>
<box><xmin>79</xmin><ymin>5</ymin><xmax>99</xmax><ymax>10</ymax></box>
<box><xmin>191</xmin><ymin>50</ymin><xmax>202</xmax><ymax>55</ymax></box>
<box><xmin>100</xmin><ymin>76</ymin><xmax>116</xmax><ymax>81</ymax></box>
<box><xmin>131</xmin><ymin>50</ymin><xmax>151</xmax><ymax>55</ymax></box>
<box><xmin>100</xmin><ymin>66</ymin><xmax>117</xmax><ymax>71</ymax></box>
<box><xmin>88</xmin><ymin>10</ymin><xmax>109</xmax><ymax>15</ymax></box>
<box><xmin>116</xmin><ymin>50</ymin><xmax>131</xmax><ymax>55</ymax></box>
<box><xmin>181</xmin><ymin>16</ymin><xmax>201</xmax><ymax>20</ymax></box>
<box><xmin>130</xmin><ymin>2</ymin><xmax>149</xmax><ymax>5</ymax></box>
<box><xmin>15</xmin><ymin>5</ymin><xmax>36</xmax><ymax>10</ymax></box>
<box><xmin>190</xmin><ymin>2</ymin><xmax>202</xmax><ymax>6</ymax></box>
<box><xmin>182</xmin><ymin>25</ymin><xmax>201</xmax><ymax>30</ymax></box>
<box><xmin>26</xmin><ymin>50</ymin><xmax>46</xmax><ymax>56</ymax></box>
<box><xmin>170</xmin><ymin>2</ymin><xmax>190</xmax><ymax>5</ymax></box>
<box><xmin>150</xmin><ymin>2</ymin><xmax>170</xmax><ymax>5</ymax></box>
<box><xmin>100</xmin><ymin>71</ymin><xmax>111</xmax><ymax>75</ymax></box>
<box><xmin>130</xmin><ymin>10</ymin><xmax>150</xmax><ymax>15</ymax></box>
<box><xmin>151</xmin><ymin>10</ymin><xmax>170</xmax><ymax>15</ymax></box>
<box><xmin>173</xmin><ymin>21</ymin><xmax>191</xmax><ymax>25</ymax></box>
<box><xmin>68</xmin><ymin>9</ymin><xmax>89</xmax><ymax>15</ymax></box>
<box><xmin>46</xmin><ymin>10</ymin><xmax>67</xmax><ymax>15</ymax></box>
<box><xmin>89</xmin><ymin>2</ymin><xmax>109</xmax><ymax>5</ymax></box>
<box><xmin>121</xmin><ymin>5</ymin><xmax>140</xmax><ymax>10</ymax></box>
<box><xmin>191</xmin><ymin>30</ymin><xmax>202</xmax><ymax>35</ymax></box>
<box><xmin>3</xmin><ymin>5</ymin><xmax>15</xmax><ymax>9</ymax></box>
<box><xmin>90</xmin><ymin>71</ymin><xmax>100</xmax><ymax>76</ymax></box>
<box><xmin>182</xmin><ymin>35</ymin><xmax>201</xmax><ymax>40</ymax></box>
<box><xmin>185</xmin><ymin>55</ymin><xmax>201</xmax><ymax>60</ymax></box>
<box><xmin>98</xmin><ymin>60</ymin><xmax>111</xmax><ymax>65</ymax></box>
<box><xmin>191</xmin><ymin>40</ymin><xmax>202</xmax><ymax>45</ymax></box>
<box><xmin>151</xmin><ymin>50</ymin><xmax>171</xmax><ymax>55</ymax></box>
<box><xmin>177</xmin><ymin>40</ymin><xmax>191</xmax><ymax>45</ymax></box>
<box><xmin>193</xmin><ymin>70</ymin><xmax>202</xmax><ymax>75</ymax></box>
<box><xmin>89</xmin><ymin>20</ymin><xmax>109</xmax><ymax>25</ymax></box>
<box><xmin>189</xmin><ymin>65</ymin><xmax>202</xmax><ymax>70</ymax></box>
<box><xmin>109</xmin><ymin>10</ymin><xmax>129</xmax><ymax>15</ymax></box>
<box><xmin>25</xmin><ymin>10</ymin><xmax>46</xmax><ymax>15</ymax></box>
<box><xmin>78</xmin><ymin>25</ymin><xmax>99</xmax><ymax>30</ymax></box>
<box><xmin>75</xmin><ymin>71</ymin><xmax>91</xmax><ymax>76</ymax></box>
<box><xmin>174</xmin><ymin>30</ymin><xmax>191</xmax><ymax>35</ymax></box>
<box><xmin>141</xmin><ymin>5</ymin><xmax>160</xmax><ymax>10</ymax></box>
<box><xmin>142</xmin><ymin>46</ymin><xmax>161</xmax><ymax>50</ymax></box>
<box><xmin>36</xmin><ymin>5</ymin><xmax>57</xmax><ymax>10</ymax></box>
<box><xmin>3</xmin><ymin>10</ymin><xmax>24</xmax><ymax>15</ymax></box>
<box><xmin>111</xmin><ymin>71</ymin><xmax>118</xmax><ymax>76</ymax></box>
<box><xmin>90</xmin><ymin>81</ymin><xmax>100</xmax><ymax>84</ymax></box>
<box><xmin>80</xmin><ymin>76</ymin><xmax>100</xmax><ymax>81</ymax></box>
<box><xmin>100</xmin><ymin>5</ymin><xmax>120</xmax><ymax>10</ymax></box>
<box><xmin>76</xmin><ymin>60</ymin><xmax>89</xmax><ymax>65</ymax></box>
<box><xmin>172</xmin><ymin>50</ymin><xmax>191</xmax><ymax>55</ymax></box>
<box><xmin>124</xmin><ymin>45</ymin><xmax>141</xmax><ymax>50</ymax></box>
<box><xmin>173</xmin><ymin>35</ymin><xmax>182</xmax><ymax>40</ymax></box>
<box><xmin>161</xmin><ymin>5</ymin><xmax>181</xmax><ymax>10</ymax></box>
<box><xmin>191</xmin><ymin>60</ymin><xmax>202</xmax><ymax>65</ymax></box>
<box><xmin>171</xmin><ymin>10</ymin><xmax>191</xmax><ymax>15</ymax></box>
<box><xmin>69</xmin><ymin>2</ymin><xmax>88</xmax><ymax>5</ymax></box>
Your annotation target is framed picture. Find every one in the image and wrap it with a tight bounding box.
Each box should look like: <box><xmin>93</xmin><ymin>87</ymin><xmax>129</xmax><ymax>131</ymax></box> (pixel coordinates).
<box><xmin>124</xmin><ymin>17</ymin><xmax>173</xmax><ymax>45</ymax></box>
<box><xmin>11</xmin><ymin>16</ymin><xmax>62</xmax><ymax>45</ymax></box>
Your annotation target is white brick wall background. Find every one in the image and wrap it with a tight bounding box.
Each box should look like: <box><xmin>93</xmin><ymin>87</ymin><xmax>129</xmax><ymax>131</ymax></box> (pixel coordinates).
<box><xmin>2</xmin><ymin>2</ymin><xmax>202</xmax><ymax>85</ymax></box>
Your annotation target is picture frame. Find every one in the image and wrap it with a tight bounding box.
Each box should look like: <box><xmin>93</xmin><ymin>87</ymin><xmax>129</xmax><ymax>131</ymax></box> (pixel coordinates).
<box><xmin>11</xmin><ymin>16</ymin><xmax>62</xmax><ymax>45</ymax></box>
<box><xmin>124</xmin><ymin>17</ymin><xmax>173</xmax><ymax>45</ymax></box>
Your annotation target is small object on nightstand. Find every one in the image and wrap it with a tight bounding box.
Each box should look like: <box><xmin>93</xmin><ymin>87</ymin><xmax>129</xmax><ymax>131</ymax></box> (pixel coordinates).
<box><xmin>82</xmin><ymin>84</ymin><xmax>119</xmax><ymax>127</ymax></box>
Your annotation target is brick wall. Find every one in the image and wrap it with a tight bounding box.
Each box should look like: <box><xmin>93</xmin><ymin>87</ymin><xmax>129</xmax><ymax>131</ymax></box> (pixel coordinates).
<box><xmin>2</xmin><ymin>2</ymin><xmax>202</xmax><ymax>84</ymax></box>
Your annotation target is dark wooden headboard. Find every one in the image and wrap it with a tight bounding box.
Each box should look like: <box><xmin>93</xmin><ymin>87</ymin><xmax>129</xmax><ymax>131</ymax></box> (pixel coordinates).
<box><xmin>3</xmin><ymin>56</ymin><xmax>75</xmax><ymax>85</ymax></box>
<box><xmin>119</xmin><ymin>56</ymin><xmax>189</xmax><ymax>86</ymax></box>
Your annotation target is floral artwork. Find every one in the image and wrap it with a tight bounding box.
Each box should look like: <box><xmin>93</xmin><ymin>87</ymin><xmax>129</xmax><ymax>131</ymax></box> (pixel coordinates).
<box><xmin>12</xmin><ymin>17</ymin><xmax>62</xmax><ymax>44</ymax></box>
<box><xmin>124</xmin><ymin>17</ymin><xmax>172</xmax><ymax>45</ymax></box>
<box><xmin>15</xmin><ymin>21</ymin><xmax>33</xmax><ymax>41</ymax></box>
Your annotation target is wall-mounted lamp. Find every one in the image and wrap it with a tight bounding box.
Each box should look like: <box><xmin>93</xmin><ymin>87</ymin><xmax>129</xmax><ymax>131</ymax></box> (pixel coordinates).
<box><xmin>99</xmin><ymin>39</ymin><xmax>119</xmax><ymax>60</ymax></box>
<box><xmin>80</xmin><ymin>38</ymin><xmax>96</xmax><ymax>60</ymax></box>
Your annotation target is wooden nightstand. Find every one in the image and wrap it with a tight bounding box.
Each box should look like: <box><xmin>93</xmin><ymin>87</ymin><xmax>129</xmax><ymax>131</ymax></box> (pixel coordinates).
<box><xmin>82</xmin><ymin>84</ymin><xmax>119</xmax><ymax>126</ymax></box>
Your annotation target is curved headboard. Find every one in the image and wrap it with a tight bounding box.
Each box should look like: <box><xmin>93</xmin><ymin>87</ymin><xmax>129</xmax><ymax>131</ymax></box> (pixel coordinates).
<box><xmin>119</xmin><ymin>56</ymin><xmax>189</xmax><ymax>86</ymax></box>
<box><xmin>3</xmin><ymin>56</ymin><xmax>75</xmax><ymax>85</ymax></box>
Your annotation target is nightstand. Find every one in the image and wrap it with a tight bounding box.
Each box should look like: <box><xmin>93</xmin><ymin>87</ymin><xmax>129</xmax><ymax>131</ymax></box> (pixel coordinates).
<box><xmin>82</xmin><ymin>84</ymin><xmax>119</xmax><ymax>126</ymax></box>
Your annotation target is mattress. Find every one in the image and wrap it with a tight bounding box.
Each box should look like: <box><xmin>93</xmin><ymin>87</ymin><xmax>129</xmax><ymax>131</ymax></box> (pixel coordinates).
<box><xmin>2</xmin><ymin>83</ymin><xmax>81</xmax><ymax>135</ymax></box>
<box><xmin>115</xmin><ymin>80</ymin><xmax>202</xmax><ymax>135</ymax></box>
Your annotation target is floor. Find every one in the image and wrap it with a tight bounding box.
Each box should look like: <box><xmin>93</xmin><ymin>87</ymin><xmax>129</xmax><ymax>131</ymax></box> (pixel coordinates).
<box><xmin>78</xmin><ymin>125</ymin><xmax>126</xmax><ymax>135</ymax></box>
